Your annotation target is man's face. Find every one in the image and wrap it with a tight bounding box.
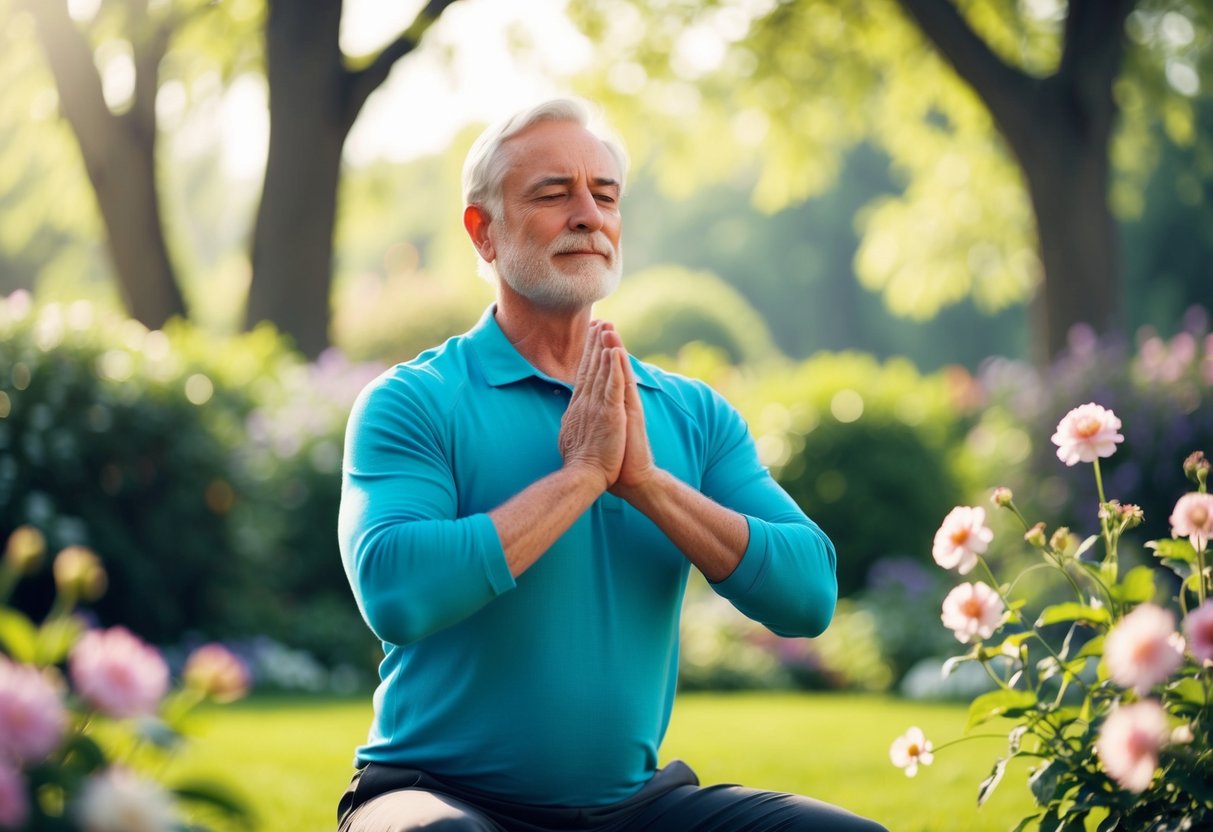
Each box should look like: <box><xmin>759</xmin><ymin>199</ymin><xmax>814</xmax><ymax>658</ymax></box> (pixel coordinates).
<box><xmin>488</xmin><ymin>120</ymin><xmax>623</xmax><ymax>311</ymax></box>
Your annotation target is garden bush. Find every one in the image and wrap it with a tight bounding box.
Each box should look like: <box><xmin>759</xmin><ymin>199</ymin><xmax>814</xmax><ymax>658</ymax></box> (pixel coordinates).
<box><xmin>597</xmin><ymin>265</ymin><xmax>781</xmax><ymax>365</ymax></box>
<box><xmin>0</xmin><ymin>294</ymin><xmax>380</xmax><ymax>682</ymax></box>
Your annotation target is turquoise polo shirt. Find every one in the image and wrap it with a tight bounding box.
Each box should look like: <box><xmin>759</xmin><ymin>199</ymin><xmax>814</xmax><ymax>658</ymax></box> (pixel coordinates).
<box><xmin>338</xmin><ymin>306</ymin><xmax>837</xmax><ymax>806</ymax></box>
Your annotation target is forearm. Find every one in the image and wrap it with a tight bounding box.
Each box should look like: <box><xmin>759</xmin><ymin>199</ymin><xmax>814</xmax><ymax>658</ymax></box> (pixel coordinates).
<box><xmin>490</xmin><ymin>463</ymin><xmax>608</xmax><ymax>577</ymax></box>
<box><xmin>614</xmin><ymin>470</ymin><xmax>749</xmax><ymax>582</ymax></box>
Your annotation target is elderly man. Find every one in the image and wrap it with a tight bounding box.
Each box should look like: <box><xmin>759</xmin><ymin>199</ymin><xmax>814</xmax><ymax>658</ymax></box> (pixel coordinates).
<box><xmin>337</xmin><ymin>99</ymin><xmax>885</xmax><ymax>832</ymax></box>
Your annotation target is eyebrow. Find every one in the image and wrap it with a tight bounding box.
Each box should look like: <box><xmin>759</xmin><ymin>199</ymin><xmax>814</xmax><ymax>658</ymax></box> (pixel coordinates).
<box><xmin>526</xmin><ymin>176</ymin><xmax>621</xmax><ymax>193</ymax></box>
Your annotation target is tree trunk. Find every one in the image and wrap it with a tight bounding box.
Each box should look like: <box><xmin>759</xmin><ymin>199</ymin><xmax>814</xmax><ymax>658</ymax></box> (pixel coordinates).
<box><xmin>1018</xmin><ymin>103</ymin><xmax>1121</xmax><ymax>364</ymax></box>
<box><xmin>27</xmin><ymin>0</ymin><xmax>186</xmax><ymax>330</ymax></box>
<box><xmin>246</xmin><ymin>0</ymin><xmax>458</xmax><ymax>358</ymax></box>
<box><xmin>246</xmin><ymin>0</ymin><xmax>346</xmax><ymax>359</ymax></box>
<box><xmin>895</xmin><ymin>0</ymin><xmax>1133</xmax><ymax>363</ymax></box>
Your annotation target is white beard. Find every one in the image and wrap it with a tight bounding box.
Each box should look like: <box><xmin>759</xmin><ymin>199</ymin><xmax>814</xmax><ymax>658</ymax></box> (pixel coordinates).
<box><xmin>493</xmin><ymin>231</ymin><xmax>622</xmax><ymax>311</ymax></box>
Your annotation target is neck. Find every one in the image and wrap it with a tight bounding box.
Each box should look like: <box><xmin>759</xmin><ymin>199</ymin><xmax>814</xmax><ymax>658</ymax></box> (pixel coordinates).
<box><xmin>494</xmin><ymin>293</ymin><xmax>594</xmax><ymax>384</ymax></box>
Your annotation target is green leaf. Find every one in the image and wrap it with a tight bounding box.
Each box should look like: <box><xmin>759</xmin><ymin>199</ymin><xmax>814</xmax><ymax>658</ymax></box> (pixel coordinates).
<box><xmin>1074</xmin><ymin>534</ymin><xmax>1099</xmax><ymax>559</ymax></box>
<box><xmin>59</xmin><ymin>733</ymin><xmax>108</xmax><ymax>775</ymax></box>
<box><xmin>966</xmin><ymin>689</ymin><xmax>1038</xmax><ymax>731</ymax></box>
<box><xmin>977</xmin><ymin>756</ymin><xmax>1007</xmax><ymax>806</ymax></box>
<box><xmin>1008</xmin><ymin>725</ymin><xmax>1028</xmax><ymax>755</ymax></box>
<box><xmin>1166</xmin><ymin>677</ymin><xmax>1207</xmax><ymax>708</ymax></box>
<box><xmin>1076</xmin><ymin>635</ymin><xmax>1105</xmax><ymax>660</ymax></box>
<box><xmin>1029</xmin><ymin>760</ymin><xmax>1060</xmax><ymax>806</ymax></box>
<box><xmin>0</xmin><ymin>608</ymin><xmax>39</xmax><ymax>662</ymax></box>
<box><xmin>172</xmin><ymin>779</ymin><xmax>254</xmax><ymax>824</ymax></box>
<box><xmin>1110</xmin><ymin>565</ymin><xmax>1156</xmax><ymax>605</ymax></box>
<box><xmin>1146</xmin><ymin>538</ymin><xmax>1198</xmax><ymax>564</ymax></box>
<box><xmin>1035</xmin><ymin>602</ymin><xmax>1110</xmax><ymax>628</ymax></box>
<box><xmin>35</xmin><ymin>615</ymin><xmax>83</xmax><ymax>665</ymax></box>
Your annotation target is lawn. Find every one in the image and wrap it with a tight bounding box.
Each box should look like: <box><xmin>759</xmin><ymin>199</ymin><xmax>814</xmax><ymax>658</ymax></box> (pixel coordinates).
<box><xmin>170</xmin><ymin>691</ymin><xmax>1039</xmax><ymax>831</ymax></box>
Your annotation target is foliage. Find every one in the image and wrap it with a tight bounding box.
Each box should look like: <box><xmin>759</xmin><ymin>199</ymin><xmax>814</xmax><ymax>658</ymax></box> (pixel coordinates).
<box><xmin>730</xmin><ymin>350</ymin><xmax>979</xmax><ymax>596</ymax></box>
<box><xmin>0</xmin><ymin>527</ymin><xmax>251</xmax><ymax>831</ymax></box>
<box><xmin>597</xmin><ymin>264</ymin><xmax>781</xmax><ymax>365</ymax></box>
<box><xmin>896</xmin><ymin>406</ymin><xmax>1213</xmax><ymax>829</ymax></box>
<box><xmin>572</xmin><ymin>0</ymin><xmax>1211</xmax><ymax>335</ymax></box>
<box><xmin>0</xmin><ymin>293</ymin><xmax>379</xmax><ymax>681</ymax></box>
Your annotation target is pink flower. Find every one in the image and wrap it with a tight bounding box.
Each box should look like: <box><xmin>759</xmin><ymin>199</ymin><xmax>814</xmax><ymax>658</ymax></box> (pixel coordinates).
<box><xmin>1096</xmin><ymin>700</ymin><xmax>1167</xmax><ymax>793</ymax></box>
<box><xmin>69</xmin><ymin>627</ymin><xmax>169</xmax><ymax>719</ymax></box>
<box><xmin>932</xmin><ymin>506</ymin><xmax>993</xmax><ymax>575</ymax></box>
<box><xmin>1104</xmin><ymin>604</ymin><xmax>1184</xmax><ymax>695</ymax></box>
<box><xmin>0</xmin><ymin>761</ymin><xmax>28</xmax><ymax>830</ymax></box>
<box><xmin>1170</xmin><ymin>492</ymin><xmax>1213</xmax><ymax>553</ymax></box>
<box><xmin>1184</xmin><ymin>600</ymin><xmax>1213</xmax><ymax>664</ymax></box>
<box><xmin>183</xmin><ymin>644</ymin><xmax>250</xmax><ymax>703</ymax></box>
<box><xmin>0</xmin><ymin>656</ymin><xmax>68</xmax><ymax>764</ymax></box>
<box><xmin>1051</xmin><ymin>403</ymin><xmax>1124</xmax><ymax>466</ymax></box>
<box><xmin>889</xmin><ymin>726</ymin><xmax>934</xmax><ymax>777</ymax></box>
<box><xmin>73</xmin><ymin>767</ymin><xmax>177</xmax><ymax>832</ymax></box>
<box><xmin>941</xmin><ymin>582</ymin><xmax>1005</xmax><ymax>643</ymax></box>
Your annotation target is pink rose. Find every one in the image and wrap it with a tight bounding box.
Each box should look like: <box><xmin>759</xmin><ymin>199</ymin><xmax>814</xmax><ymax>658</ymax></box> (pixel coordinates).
<box><xmin>1183</xmin><ymin>600</ymin><xmax>1213</xmax><ymax>664</ymax></box>
<box><xmin>940</xmin><ymin>581</ymin><xmax>1005</xmax><ymax>643</ymax></box>
<box><xmin>0</xmin><ymin>761</ymin><xmax>28</xmax><ymax>830</ymax></box>
<box><xmin>69</xmin><ymin>627</ymin><xmax>169</xmax><ymax>719</ymax></box>
<box><xmin>1096</xmin><ymin>700</ymin><xmax>1167</xmax><ymax>793</ymax></box>
<box><xmin>1169</xmin><ymin>492</ymin><xmax>1213</xmax><ymax>553</ymax></box>
<box><xmin>932</xmin><ymin>506</ymin><xmax>993</xmax><ymax>575</ymax></box>
<box><xmin>0</xmin><ymin>656</ymin><xmax>68</xmax><ymax>764</ymax></box>
<box><xmin>1104</xmin><ymin>604</ymin><xmax>1184</xmax><ymax>695</ymax></box>
<box><xmin>183</xmin><ymin>644</ymin><xmax>250</xmax><ymax>703</ymax></box>
<box><xmin>1051</xmin><ymin>403</ymin><xmax>1123</xmax><ymax>466</ymax></box>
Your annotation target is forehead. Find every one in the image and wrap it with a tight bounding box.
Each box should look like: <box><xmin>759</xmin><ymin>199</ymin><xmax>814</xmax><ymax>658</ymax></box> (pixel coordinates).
<box><xmin>498</xmin><ymin>120</ymin><xmax>620</xmax><ymax>191</ymax></box>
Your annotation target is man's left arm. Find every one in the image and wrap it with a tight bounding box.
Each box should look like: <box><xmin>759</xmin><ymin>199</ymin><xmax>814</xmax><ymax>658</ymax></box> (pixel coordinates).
<box><xmin>608</xmin><ymin>336</ymin><xmax>837</xmax><ymax>639</ymax></box>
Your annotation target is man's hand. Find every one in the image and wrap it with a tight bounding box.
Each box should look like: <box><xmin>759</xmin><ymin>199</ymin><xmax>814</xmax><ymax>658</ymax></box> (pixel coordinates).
<box><xmin>601</xmin><ymin>325</ymin><xmax>659</xmax><ymax>499</ymax></box>
<box><xmin>558</xmin><ymin>321</ymin><xmax>628</xmax><ymax>490</ymax></box>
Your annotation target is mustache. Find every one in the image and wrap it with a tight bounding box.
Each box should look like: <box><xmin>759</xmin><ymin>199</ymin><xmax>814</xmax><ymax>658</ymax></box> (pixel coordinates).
<box><xmin>551</xmin><ymin>234</ymin><xmax>614</xmax><ymax>258</ymax></box>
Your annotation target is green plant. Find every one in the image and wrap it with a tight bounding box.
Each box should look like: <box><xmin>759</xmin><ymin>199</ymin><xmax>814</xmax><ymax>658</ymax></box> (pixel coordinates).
<box><xmin>0</xmin><ymin>526</ymin><xmax>251</xmax><ymax>830</ymax></box>
<box><xmin>892</xmin><ymin>403</ymin><xmax>1213</xmax><ymax>829</ymax></box>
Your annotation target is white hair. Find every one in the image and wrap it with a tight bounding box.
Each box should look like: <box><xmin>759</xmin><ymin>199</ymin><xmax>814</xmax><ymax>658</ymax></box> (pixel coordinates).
<box><xmin>461</xmin><ymin>97</ymin><xmax>629</xmax><ymax>225</ymax></box>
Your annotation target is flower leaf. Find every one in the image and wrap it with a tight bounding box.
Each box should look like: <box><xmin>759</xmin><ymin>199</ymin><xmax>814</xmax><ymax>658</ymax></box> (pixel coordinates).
<box><xmin>35</xmin><ymin>615</ymin><xmax>85</xmax><ymax>666</ymax></box>
<box><xmin>1074</xmin><ymin>534</ymin><xmax>1100</xmax><ymax>559</ymax></box>
<box><xmin>1035</xmin><ymin>602</ymin><xmax>1111</xmax><ymax>628</ymax></box>
<box><xmin>171</xmin><ymin>779</ymin><xmax>254</xmax><ymax>824</ymax></box>
<box><xmin>1075</xmin><ymin>635</ymin><xmax>1104</xmax><ymax>660</ymax></box>
<box><xmin>1146</xmin><ymin>538</ymin><xmax>1198</xmax><ymax>564</ymax></box>
<box><xmin>0</xmin><ymin>607</ymin><xmax>38</xmax><ymax>662</ymax></box>
<box><xmin>1109</xmin><ymin>565</ymin><xmax>1156</xmax><ymax>606</ymax></box>
<box><xmin>1029</xmin><ymin>760</ymin><xmax>1061</xmax><ymax>806</ymax></box>
<box><xmin>977</xmin><ymin>756</ymin><xmax>1008</xmax><ymax>806</ymax></box>
<box><xmin>966</xmin><ymin>689</ymin><xmax>1038</xmax><ymax>731</ymax></box>
<box><xmin>1008</xmin><ymin>724</ymin><xmax>1029</xmax><ymax>755</ymax></box>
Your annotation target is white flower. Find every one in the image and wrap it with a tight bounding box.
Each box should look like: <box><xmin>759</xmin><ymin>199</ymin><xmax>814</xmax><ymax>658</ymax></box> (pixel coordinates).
<box><xmin>1170</xmin><ymin>493</ymin><xmax>1213</xmax><ymax>553</ymax></box>
<box><xmin>889</xmin><ymin>726</ymin><xmax>934</xmax><ymax>777</ymax></box>
<box><xmin>73</xmin><ymin>768</ymin><xmax>178</xmax><ymax>832</ymax></box>
<box><xmin>1096</xmin><ymin>701</ymin><xmax>1167</xmax><ymax>793</ymax></box>
<box><xmin>932</xmin><ymin>506</ymin><xmax>994</xmax><ymax>575</ymax></box>
<box><xmin>1051</xmin><ymin>403</ymin><xmax>1123</xmax><ymax>466</ymax></box>
<box><xmin>1104</xmin><ymin>604</ymin><xmax>1184</xmax><ymax>695</ymax></box>
<box><xmin>940</xmin><ymin>582</ymin><xmax>1005</xmax><ymax>643</ymax></box>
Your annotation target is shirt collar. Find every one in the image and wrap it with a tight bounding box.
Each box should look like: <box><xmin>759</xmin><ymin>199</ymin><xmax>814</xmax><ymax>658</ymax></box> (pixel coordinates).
<box><xmin>468</xmin><ymin>305</ymin><xmax>660</xmax><ymax>390</ymax></box>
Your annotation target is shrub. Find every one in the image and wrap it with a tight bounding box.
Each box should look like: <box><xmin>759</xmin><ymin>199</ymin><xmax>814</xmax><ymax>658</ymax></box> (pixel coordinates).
<box><xmin>597</xmin><ymin>265</ymin><xmax>781</xmax><ymax>365</ymax></box>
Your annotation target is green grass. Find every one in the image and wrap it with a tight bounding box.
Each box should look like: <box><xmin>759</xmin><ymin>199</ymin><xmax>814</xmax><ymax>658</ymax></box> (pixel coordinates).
<box><xmin>169</xmin><ymin>692</ymin><xmax>1039</xmax><ymax>832</ymax></box>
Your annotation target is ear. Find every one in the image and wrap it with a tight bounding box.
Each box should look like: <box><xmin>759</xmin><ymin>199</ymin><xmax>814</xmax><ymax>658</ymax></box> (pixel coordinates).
<box><xmin>463</xmin><ymin>205</ymin><xmax>496</xmax><ymax>264</ymax></box>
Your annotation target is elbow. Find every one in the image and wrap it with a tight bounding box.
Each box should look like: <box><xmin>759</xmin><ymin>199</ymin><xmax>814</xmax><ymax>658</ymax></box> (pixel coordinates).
<box><xmin>361</xmin><ymin>593</ymin><xmax>428</xmax><ymax>647</ymax></box>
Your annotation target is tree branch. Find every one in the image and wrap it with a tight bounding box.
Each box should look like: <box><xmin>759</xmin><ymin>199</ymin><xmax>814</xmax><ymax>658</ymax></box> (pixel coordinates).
<box><xmin>342</xmin><ymin>0</ymin><xmax>460</xmax><ymax>130</ymax></box>
<box><xmin>894</xmin><ymin>0</ymin><xmax>1037</xmax><ymax>138</ymax></box>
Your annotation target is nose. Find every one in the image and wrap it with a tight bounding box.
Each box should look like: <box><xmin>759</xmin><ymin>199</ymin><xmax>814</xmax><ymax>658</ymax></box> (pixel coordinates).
<box><xmin>567</xmin><ymin>185</ymin><xmax>605</xmax><ymax>233</ymax></box>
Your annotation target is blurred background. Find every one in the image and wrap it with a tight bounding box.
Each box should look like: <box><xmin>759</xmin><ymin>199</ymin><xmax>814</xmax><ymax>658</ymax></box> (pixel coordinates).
<box><xmin>1</xmin><ymin>0</ymin><xmax>1211</xmax><ymax>716</ymax></box>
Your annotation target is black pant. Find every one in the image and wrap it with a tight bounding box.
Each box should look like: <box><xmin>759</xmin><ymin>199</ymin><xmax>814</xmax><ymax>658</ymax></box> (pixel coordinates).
<box><xmin>337</xmin><ymin>761</ymin><xmax>888</xmax><ymax>832</ymax></box>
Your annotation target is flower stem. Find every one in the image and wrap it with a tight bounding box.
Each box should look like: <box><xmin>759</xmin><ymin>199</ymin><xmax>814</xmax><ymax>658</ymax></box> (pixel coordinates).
<box><xmin>1093</xmin><ymin>459</ymin><xmax>1108</xmax><ymax>506</ymax></box>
